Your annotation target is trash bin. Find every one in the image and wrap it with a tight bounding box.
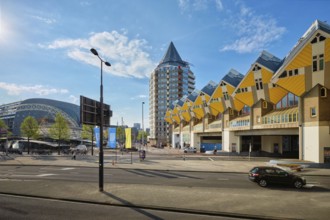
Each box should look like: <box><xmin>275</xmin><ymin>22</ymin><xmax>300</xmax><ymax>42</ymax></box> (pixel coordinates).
<box><xmin>139</xmin><ymin>150</ymin><xmax>146</xmax><ymax>161</ymax></box>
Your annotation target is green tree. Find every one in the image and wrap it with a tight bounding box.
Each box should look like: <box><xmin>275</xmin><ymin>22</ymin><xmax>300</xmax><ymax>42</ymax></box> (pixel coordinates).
<box><xmin>81</xmin><ymin>124</ymin><xmax>94</xmax><ymax>141</ymax></box>
<box><xmin>20</xmin><ymin>116</ymin><xmax>39</xmax><ymax>154</ymax></box>
<box><xmin>0</xmin><ymin>119</ymin><xmax>8</xmax><ymax>136</ymax></box>
<box><xmin>49</xmin><ymin>113</ymin><xmax>70</xmax><ymax>155</ymax></box>
<box><xmin>0</xmin><ymin>119</ymin><xmax>12</xmax><ymax>138</ymax></box>
<box><xmin>116</xmin><ymin>127</ymin><xmax>125</xmax><ymax>144</ymax></box>
<box><xmin>137</xmin><ymin>130</ymin><xmax>148</xmax><ymax>143</ymax></box>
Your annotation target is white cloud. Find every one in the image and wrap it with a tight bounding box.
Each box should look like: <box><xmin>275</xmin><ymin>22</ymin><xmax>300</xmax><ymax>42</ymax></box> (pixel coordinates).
<box><xmin>220</xmin><ymin>4</ymin><xmax>285</xmax><ymax>53</ymax></box>
<box><xmin>178</xmin><ymin>0</ymin><xmax>223</xmax><ymax>12</ymax></box>
<box><xmin>69</xmin><ymin>95</ymin><xmax>79</xmax><ymax>104</ymax></box>
<box><xmin>130</xmin><ymin>94</ymin><xmax>148</xmax><ymax>100</ymax></box>
<box><xmin>215</xmin><ymin>0</ymin><xmax>223</xmax><ymax>11</ymax></box>
<box><xmin>0</xmin><ymin>82</ymin><xmax>68</xmax><ymax>96</ymax></box>
<box><xmin>41</xmin><ymin>31</ymin><xmax>156</xmax><ymax>79</ymax></box>
<box><xmin>31</xmin><ymin>15</ymin><xmax>56</xmax><ymax>24</ymax></box>
<box><xmin>80</xmin><ymin>1</ymin><xmax>91</xmax><ymax>7</ymax></box>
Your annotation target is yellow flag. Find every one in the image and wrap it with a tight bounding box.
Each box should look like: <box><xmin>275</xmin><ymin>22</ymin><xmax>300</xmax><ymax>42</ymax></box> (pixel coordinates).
<box><xmin>125</xmin><ymin>128</ymin><xmax>131</xmax><ymax>149</ymax></box>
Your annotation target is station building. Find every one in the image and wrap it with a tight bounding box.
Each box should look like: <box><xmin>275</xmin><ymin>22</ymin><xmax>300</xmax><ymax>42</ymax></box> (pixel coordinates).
<box><xmin>165</xmin><ymin>20</ymin><xmax>330</xmax><ymax>163</ymax></box>
<box><xmin>0</xmin><ymin>98</ymin><xmax>80</xmax><ymax>139</ymax></box>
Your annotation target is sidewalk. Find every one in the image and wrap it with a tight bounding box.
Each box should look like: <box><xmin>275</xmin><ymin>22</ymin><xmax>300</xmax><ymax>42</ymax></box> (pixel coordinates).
<box><xmin>1</xmin><ymin>148</ymin><xmax>330</xmax><ymax>176</ymax></box>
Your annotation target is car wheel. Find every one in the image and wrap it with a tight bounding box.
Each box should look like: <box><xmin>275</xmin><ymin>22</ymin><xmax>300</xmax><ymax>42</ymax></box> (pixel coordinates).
<box><xmin>294</xmin><ymin>180</ymin><xmax>303</xmax><ymax>189</ymax></box>
<box><xmin>258</xmin><ymin>179</ymin><xmax>267</xmax><ymax>187</ymax></box>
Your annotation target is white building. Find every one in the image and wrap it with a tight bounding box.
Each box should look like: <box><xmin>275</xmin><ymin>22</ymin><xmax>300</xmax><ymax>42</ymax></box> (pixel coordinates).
<box><xmin>149</xmin><ymin>42</ymin><xmax>195</xmax><ymax>146</ymax></box>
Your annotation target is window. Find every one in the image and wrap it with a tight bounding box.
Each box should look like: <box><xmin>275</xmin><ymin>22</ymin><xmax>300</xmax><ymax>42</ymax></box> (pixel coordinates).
<box><xmin>255</xmin><ymin>78</ymin><xmax>263</xmax><ymax>90</ymax></box>
<box><xmin>319</xmin><ymin>54</ymin><xmax>324</xmax><ymax>71</ymax></box>
<box><xmin>313</xmin><ymin>54</ymin><xmax>324</xmax><ymax>72</ymax></box>
<box><xmin>311</xmin><ymin>33</ymin><xmax>326</xmax><ymax>44</ymax></box>
<box><xmin>223</xmin><ymin>92</ymin><xmax>229</xmax><ymax>100</ymax></box>
<box><xmin>230</xmin><ymin>109</ymin><xmax>234</xmax><ymax>115</ymax></box>
<box><xmin>275</xmin><ymin>93</ymin><xmax>298</xmax><ymax>109</ymax></box>
<box><xmin>279</xmin><ymin>71</ymin><xmax>287</xmax><ymax>78</ymax></box>
<box><xmin>311</xmin><ymin>107</ymin><xmax>317</xmax><ymax>117</ymax></box>
<box><xmin>321</xmin><ymin>87</ymin><xmax>327</xmax><ymax>98</ymax></box>
<box><xmin>262</xmin><ymin>101</ymin><xmax>267</xmax><ymax>109</ymax></box>
<box><xmin>253</xmin><ymin>65</ymin><xmax>261</xmax><ymax>71</ymax></box>
<box><xmin>257</xmin><ymin>116</ymin><xmax>261</xmax><ymax>123</ymax></box>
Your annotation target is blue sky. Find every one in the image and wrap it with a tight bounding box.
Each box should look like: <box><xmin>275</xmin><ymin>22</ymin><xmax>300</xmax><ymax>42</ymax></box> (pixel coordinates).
<box><xmin>0</xmin><ymin>0</ymin><xmax>329</xmax><ymax>128</ymax></box>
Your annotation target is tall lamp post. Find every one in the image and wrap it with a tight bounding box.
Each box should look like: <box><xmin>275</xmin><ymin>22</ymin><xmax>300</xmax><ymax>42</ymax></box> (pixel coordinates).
<box><xmin>142</xmin><ymin>101</ymin><xmax>145</xmax><ymax>149</ymax></box>
<box><xmin>90</xmin><ymin>48</ymin><xmax>111</xmax><ymax>192</ymax></box>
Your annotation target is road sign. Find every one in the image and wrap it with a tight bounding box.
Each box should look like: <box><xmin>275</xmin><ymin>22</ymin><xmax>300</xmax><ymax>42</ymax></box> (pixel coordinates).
<box><xmin>80</xmin><ymin>96</ymin><xmax>112</xmax><ymax>126</ymax></box>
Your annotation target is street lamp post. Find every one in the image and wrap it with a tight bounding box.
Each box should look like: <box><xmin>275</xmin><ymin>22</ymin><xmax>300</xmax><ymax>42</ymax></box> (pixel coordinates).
<box><xmin>90</xmin><ymin>48</ymin><xmax>111</xmax><ymax>192</ymax></box>
<box><xmin>142</xmin><ymin>101</ymin><xmax>145</xmax><ymax>149</ymax></box>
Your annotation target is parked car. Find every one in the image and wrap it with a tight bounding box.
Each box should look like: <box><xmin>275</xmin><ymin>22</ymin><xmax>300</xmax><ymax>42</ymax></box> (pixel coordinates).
<box><xmin>183</xmin><ymin>147</ymin><xmax>197</xmax><ymax>153</ymax></box>
<box><xmin>248</xmin><ymin>166</ymin><xmax>306</xmax><ymax>189</ymax></box>
<box><xmin>72</xmin><ymin>145</ymin><xmax>88</xmax><ymax>154</ymax></box>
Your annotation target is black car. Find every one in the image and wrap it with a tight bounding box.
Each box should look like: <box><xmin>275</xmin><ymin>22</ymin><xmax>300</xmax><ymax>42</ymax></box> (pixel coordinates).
<box><xmin>249</xmin><ymin>166</ymin><xmax>306</xmax><ymax>189</ymax></box>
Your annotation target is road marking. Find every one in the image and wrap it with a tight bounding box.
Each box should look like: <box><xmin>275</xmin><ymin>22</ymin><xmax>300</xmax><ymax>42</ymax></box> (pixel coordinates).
<box><xmin>10</xmin><ymin>174</ymin><xmax>38</xmax><ymax>177</ymax></box>
<box><xmin>61</xmin><ymin>168</ymin><xmax>76</xmax><ymax>170</ymax></box>
<box><xmin>0</xmin><ymin>179</ymin><xmax>38</xmax><ymax>182</ymax></box>
<box><xmin>37</xmin><ymin>174</ymin><xmax>56</xmax><ymax>177</ymax></box>
<box><xmin>307</xmin><ymin>182</ymin><xmax>319</xmax><ymax>184</ymax></box>
<box><xmin>208</xmin><ymin>157</ymin><xmax>214</xmax><ymax>161</ymax></box>
<box><xmin>217</xmin><ymin>178</ymin><xmax>229</xmax><ymax>181</ymax></box>
<box><xmin>304</xmin><ymin>184</ymin><xmax>315</xmax><ymax>188</ymax></box>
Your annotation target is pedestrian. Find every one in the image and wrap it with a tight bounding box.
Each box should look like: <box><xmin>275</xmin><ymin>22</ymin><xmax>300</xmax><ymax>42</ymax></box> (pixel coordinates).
<box><xmin>72</xmin><ymin>150</ymin><xmax>76</xmax><ymax>160</ymax></box>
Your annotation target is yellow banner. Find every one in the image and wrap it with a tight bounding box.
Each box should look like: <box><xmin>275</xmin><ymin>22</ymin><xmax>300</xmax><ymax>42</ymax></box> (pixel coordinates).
<box><xmin>125</xmin><ymin>128</ymin><xmax>131</xmax><ymax>149</ymax></box>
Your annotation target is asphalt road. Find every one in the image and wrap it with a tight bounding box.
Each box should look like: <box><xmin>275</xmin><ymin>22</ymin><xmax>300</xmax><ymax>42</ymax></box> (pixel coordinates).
<box><xmin>1</xmin><ymin>165</ymin><xmax>330</xmax><ymax>190</ymax></box>
<box><xmin>1</xmin><ymin>194</ymin><xmax>244</xmax><ymax>220</ymax></box>
<box><xmin>1</xmin><ymin>165</ymin><xmax>330</xmax><ymax>219</ymax></box>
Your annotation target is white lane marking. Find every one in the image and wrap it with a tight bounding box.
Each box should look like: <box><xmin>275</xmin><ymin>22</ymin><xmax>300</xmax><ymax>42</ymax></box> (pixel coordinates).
<box><xmin>61</xmin><ymin>168</ymin><xmax>76</xmax><ymax>170</ymax></box>
<box><xmin>218</xmin><ymin>178</ymin><xmax>229</xmax><ymax>181</ymax></box>
<box><xmin>208</xmin><ymin>157</ymin><xmax>214</xmax><ymax>161</ymax></box>
<box><xmin>307</xmin><ymin>182</ymin><xmax>319</xmax><ymax>184</ymax></box>
<box><xmin>37</xmin><ymin>174</ymin><xmax>57</xmax><ymax>177</ymax></box>
<box><xmin>11</xmin><ymin>174</ymin><xmax>39</xmax><ymax>177</ymax></box>
<box><xmin>304</xmin><ymin>184</ymin><xmax>315</xmax><ymax>188</ymax></box>
<box><xmin>0</xmin><ymin>179</ymin><xmax>38</xmax><ymax>182</ymax></box>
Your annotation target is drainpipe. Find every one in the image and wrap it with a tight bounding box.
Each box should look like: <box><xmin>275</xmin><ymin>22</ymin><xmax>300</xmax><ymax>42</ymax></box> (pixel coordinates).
<box><xmin>298</xmin><ymin>97</ymin><xmax>304</xmax><ymax>160</ymax></box>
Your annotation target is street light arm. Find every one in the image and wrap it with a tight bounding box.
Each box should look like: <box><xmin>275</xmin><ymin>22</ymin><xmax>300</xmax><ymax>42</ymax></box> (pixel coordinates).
<box><xmin>90</xmin><ymin>48</ymin><xmax>111</xmax><ymax>66</ymax></box>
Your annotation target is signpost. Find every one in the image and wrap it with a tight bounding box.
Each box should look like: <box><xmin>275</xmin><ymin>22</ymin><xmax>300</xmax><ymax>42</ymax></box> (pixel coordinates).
<box><xmin>80</xmin><ymin>95</ymin><xmax>112</xmax><ymax>192</ymax></box>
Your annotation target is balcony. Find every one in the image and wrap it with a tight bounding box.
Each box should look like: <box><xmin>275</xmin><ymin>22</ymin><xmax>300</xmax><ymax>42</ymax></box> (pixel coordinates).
<box><xmin>228</xmin><ymin>115</ymin><xmax>250</xmax><ymax>131</ymax></box>
<box><xmin>255</xmin><ymin>107</ymin><xmax>299</xmax><ymax>129</ymax></box>
<box><xmin>206</xmin><ymin>120</ymin><xmax>222</xmax><ymax>131</ymax></box>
